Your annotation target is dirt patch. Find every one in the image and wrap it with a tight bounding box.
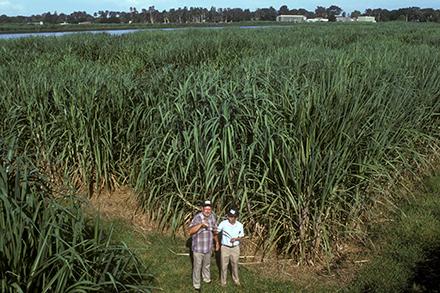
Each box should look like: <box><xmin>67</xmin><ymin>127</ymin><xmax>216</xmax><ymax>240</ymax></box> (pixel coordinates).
<box><xmin>88</xmin><ymin>187</ymin><xmax>155</xmax><ymax>233</ymax></box>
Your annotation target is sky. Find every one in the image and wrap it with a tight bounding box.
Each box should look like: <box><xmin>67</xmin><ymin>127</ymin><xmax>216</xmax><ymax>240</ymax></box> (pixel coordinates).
<box><xmin>1</xmin><ymin>0</ymin><xmax>440</xmax><ymax>16</ymax></box>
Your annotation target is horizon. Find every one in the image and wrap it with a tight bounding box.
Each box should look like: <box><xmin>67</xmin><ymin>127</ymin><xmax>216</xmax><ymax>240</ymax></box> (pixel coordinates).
<box><xmin>1</xmin><ymin>1</ymin><xmax>440</xmax><ymax>17</ymax></box>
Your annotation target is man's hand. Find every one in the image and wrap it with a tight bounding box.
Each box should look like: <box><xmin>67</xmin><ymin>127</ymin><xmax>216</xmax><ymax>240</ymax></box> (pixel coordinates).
<box><xmin>188</xmin><ymin>221</ymin><xmax>208</xmax><ymax>236</ymax></box>
<box><xmin>230</xmin><ymin>237</ymin><xmax>240</xmax><ymax>243</ymax></box>
<box><xmin>215</xmin><ymin>242</ymin><xmax>220</xmax><ymax>251</ymax></box>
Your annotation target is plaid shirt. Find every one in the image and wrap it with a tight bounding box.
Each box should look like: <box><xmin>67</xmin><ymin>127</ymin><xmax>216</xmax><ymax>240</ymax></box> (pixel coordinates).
<box><xmin>189</xmin><ymin>212</ymin><xmax>217</xmax><ymax>253</ymax></box>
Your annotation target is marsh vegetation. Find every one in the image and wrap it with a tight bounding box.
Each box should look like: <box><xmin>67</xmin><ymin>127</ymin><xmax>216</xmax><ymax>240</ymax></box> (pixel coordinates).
<box><xmin>1</xmin><ymin>23</ymin><xmax>439</xmax><ymax>264</ymax></box>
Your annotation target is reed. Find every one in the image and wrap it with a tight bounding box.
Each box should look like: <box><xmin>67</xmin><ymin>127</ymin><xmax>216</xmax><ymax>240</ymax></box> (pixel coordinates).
<box><xmin>1</xmin><ymin>22</ymin><xmax>439</xmax><ymax>260</ymax></box>
<box><xmin>0</xmin><ymin>150</ymin><xmax>154</xmax><ymax>292</ymax></box>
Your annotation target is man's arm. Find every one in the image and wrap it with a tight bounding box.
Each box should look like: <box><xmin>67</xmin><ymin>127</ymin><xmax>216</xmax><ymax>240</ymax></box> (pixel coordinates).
<box><xmin>188</xmin><ymin>214</ymin><xmax>209</xmax><ymax>236</ymax></box>
<box><xmin>188</xmin><ymin>222</ymin><xmax>207</xmax><ymax>236</ymax></box>
<box><xmin>214</xmin><ymin>230</ymin><xmax>220</xmax><ymax>251</ymax></box>
<box><xmin>213</xmin><ymin>219</ymin><xmax>221</xmax><ymax>251</ymax></box>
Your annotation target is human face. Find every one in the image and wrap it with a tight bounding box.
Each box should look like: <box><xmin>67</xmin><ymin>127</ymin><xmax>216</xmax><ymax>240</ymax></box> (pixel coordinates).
<box><xmin>202</xmin><ymin>206</ymin><xmax>212</xmax><ymax>217</ymax></box>
<box><xmin>227</xmin><ymin>215</ymin><xmax>237</xmax><ymax>224</ymax></box>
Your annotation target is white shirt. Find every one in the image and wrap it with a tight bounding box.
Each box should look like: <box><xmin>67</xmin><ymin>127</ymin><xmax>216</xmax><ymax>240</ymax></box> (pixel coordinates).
<box><xmin>217</xmin><ymin>219</ymin><xmax>244</xmax><ymax>247</ymax></box>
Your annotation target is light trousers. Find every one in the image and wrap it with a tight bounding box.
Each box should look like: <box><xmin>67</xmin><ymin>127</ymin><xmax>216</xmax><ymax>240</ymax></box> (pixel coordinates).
<box><xmin>192</xmin><ymin>251</ymin><xmax>211</xmax><ymax>289</ymax></box>
<box><xmin>220</xmin><ymin>245</ymin><xmax>240</xmax><ymax>285</ymax></box>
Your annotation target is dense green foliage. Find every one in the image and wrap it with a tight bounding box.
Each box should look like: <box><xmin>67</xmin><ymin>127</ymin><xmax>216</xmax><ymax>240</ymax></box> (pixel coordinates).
<box><xmin>0</xmin><ymin>152</ymin><xmax>154</xmax><ymax>292</ymax></box>
<box><xmin>1</xmin><ymin>23</ymin><xmax>439</xmax><ymax>260</ymax></box>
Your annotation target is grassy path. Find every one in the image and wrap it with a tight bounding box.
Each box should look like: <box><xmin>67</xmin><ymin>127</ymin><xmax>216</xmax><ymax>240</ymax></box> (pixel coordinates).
<box><xmin>107</xmin><ymin>222</ymin><xmax>300</xmax><ymax>292</ymax></box>
<box><xmin>349</xmin><ymin>174</ymin><xmax>440</xmax><ymax>292</ymax></box>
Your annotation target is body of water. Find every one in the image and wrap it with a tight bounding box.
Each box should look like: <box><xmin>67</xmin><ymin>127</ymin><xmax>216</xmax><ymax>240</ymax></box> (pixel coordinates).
<box><xmin>0</xmin><ymin>29</ymin><xmax>145</xmax><ymax>40</ymax></box>
<box><xmin>0</xmin><ymin>25</ymin><xmax>282</xmax><ymax>40</ymax></box>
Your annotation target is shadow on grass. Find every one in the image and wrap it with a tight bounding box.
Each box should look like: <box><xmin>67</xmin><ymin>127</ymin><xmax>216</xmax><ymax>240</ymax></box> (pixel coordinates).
<box><xmin>407</xmin><ymin>246</ymin><xmax>440</xmax><ymax>292</ymax></box>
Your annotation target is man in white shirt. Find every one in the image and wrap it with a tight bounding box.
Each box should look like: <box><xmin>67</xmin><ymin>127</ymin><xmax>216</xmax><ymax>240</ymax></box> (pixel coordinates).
<box><xmin>217</xmin><ymin>208</ymin><xmax>244</xmax><ymax>287</ymax></box>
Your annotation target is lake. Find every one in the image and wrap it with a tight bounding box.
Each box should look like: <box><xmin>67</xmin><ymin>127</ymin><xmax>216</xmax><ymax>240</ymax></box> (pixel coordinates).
<box><xmin>0</xmin><ymin>25</ymin><xmax>279</xmax><ymax>40</ymax></box>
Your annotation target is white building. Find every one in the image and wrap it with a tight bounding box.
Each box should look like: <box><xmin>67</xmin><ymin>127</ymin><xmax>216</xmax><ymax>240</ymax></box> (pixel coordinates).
<box><xmin>306</xmin><ymin>18</ymin><xmax>329</xmax><ymax>23</ymax></box>
<box><xmin>336</xmin><ymin>16</ymin><xmax>354</xmax><ymax>22</ymax></box>
<box><xmin>28</xmin><ymin>21</ymin><xmax>44</xmax><ymax>25</ymax></box>
<box><xmin>356</xmin><ymin>16</ymin><xmax>376</xmax><ymax>22</ymax></box>
<box><xmin>276</xmin><ymin>15</ymin><xmax>307</xmax><ymax>23</ymax></box>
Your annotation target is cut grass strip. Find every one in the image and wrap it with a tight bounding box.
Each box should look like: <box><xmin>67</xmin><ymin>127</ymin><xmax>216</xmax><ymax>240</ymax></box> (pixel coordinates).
<box><xmin>349</xmin><ymin>174</ymin><xmax>440</xmax><ymax>292</ymax></box>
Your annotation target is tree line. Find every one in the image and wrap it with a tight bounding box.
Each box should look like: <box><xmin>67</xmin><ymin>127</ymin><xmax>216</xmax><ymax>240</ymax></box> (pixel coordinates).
<box><xmin>1</xmin><ymin>5</ymin><xmax>440</xmax><ymax>24</ymax></box>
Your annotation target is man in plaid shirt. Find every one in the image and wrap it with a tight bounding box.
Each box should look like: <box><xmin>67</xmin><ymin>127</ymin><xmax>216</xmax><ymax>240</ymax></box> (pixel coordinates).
<box><xmin>188</xmin><ymin>200</ymin><xmax>219</xmax><ymax>291</ymax></box>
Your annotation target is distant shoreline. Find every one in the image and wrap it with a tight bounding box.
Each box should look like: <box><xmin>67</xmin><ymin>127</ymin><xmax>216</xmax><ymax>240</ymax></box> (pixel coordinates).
<box><xmin>0</xmin><ymin>21</ymin><xmax>292</xmax><ymax>35</ymax></box>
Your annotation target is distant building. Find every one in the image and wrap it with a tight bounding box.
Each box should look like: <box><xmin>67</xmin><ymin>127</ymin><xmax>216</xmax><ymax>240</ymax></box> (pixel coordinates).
<box><xmin>276</xmin><ymin>15</ymin><xmax>307</xmax><ymax>23</ymax></box>
<box><xmin>356</xmin><ymin>16</ymin><xmax>376</xmax><ymax>22</ymax></box>
<box><xmin>336</xmin><ymin>16</ymin><xmax>353</xmax><ymax>22</ymax></box>
<box><xmin>27</xmin><ymin>21</ymin><xmax>44</xmax><ymax>25</ymax></box>
<box><xmin>306</xmin><ymin>18</ymin><xmax>329</xmax><ymax>23</ymax></box>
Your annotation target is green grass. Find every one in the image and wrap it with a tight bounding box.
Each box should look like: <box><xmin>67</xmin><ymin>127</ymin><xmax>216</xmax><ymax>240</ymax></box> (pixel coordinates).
<box><xmin>348</xmin><ymin>173</ymin><xmax>440</xmax><ymax>292</ymax></box>
<box><xmin>1</xmin><ymin>22</ymin><xmax>439</xmax><ymax>262</ymax></box>
<box><xmin>106</xmin><ymin>219</ymin><xmax>319</xmax><ymax>292</ymax></box>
